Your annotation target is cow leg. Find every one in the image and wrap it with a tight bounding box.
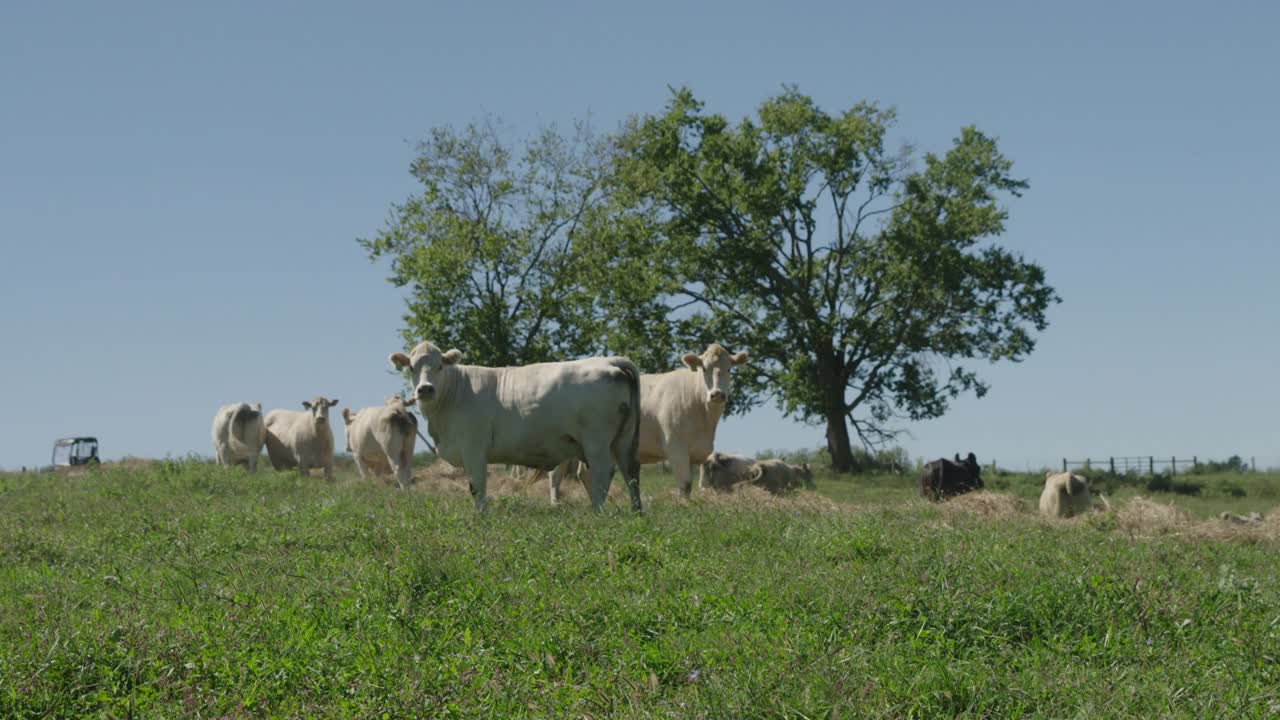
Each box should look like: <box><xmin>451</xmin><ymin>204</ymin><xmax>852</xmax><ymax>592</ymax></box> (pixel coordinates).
<box><xmin>391</xmin><ymin>451</ymin><xmax>411</xmax><ymax>490</ymax></box>
<box><xmin>324</xmin><ymin>461</ymin><xmax>334</xmax><ymax>482</ymax></box>
<box><xmin>697</xmin><ymin>463</ymin><xmax>707</xmax><ymax>491</ymax></box>
<box><xmin>353</xmin><ymin>454</ymin><xmax>369</xmax><ymax>479</ymax></box>
<box><xmin>548</xmin><ymin>460</ymin><xmax>569</xmax><ymax>506</ymax></box>
<box><xmin>247</xmin><ymin>453</ymin><xmax>258</xmax><ymax>473</ymax></box>
<box><xmin>576</xmin><ymin>460</ymin><xmax>594</xmax><ymax>499</ymax></box>
<box><xmin>606</xmin><ymin>451</ymin><xmax>641</xmax><ymax>513</ymax></box>
<box><xmin>668</xmin><ymin>443</ymin><xmax>693</xmax><ymax>498</ymax></box>
<box><xmin>585</xmin><ymin>450</ymin><xmax>616</xmax><ymax>511</ymax></box>
<box><xmin>465</xmin><ymin>460</ymin><xmax>489</xmax><ymax>512</ymax></box>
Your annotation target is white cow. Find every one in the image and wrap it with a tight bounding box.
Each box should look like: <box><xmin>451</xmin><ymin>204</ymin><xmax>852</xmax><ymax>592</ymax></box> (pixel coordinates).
<box><xmin>548</xmin><ymin>343</ymin><xmax>749</xmax><ymax>503</ymax></box>
<box><xmin>1218</xmin><ymin>511</ymin><xmax>1263</xmax><ymax>525</ymax></box>
<box><xmin>1038</xmin><ymin>471</ymin><xmax>1093</xmax><ymax>518</ymax></box>
<box><xmin>750</xmin><ymin>459</ymin><xmax>814</xmax><ymax>494</ymax></box>
<box><xmin>342</xmin><ymin>396</ymin><xmax>418</xmax><ymax>489</ymax></box>
<box><xmin>211</xmin><ymin>402</ymin><xmax>266</xmax><ymax>472</ymax></box>
<box><xmin>264</xmin><ymin>396</ymin><xmax>339</xmax><ymax>480</ymax></box>
<box><xmin>390</xmin><ymin>341</ymin><xmax>642</xmax><ymax>512</ymax></box>
<box><xmin>700</xmin><ymin>451</ymin><xmax>758</xmax><ymax>492</ymax></box>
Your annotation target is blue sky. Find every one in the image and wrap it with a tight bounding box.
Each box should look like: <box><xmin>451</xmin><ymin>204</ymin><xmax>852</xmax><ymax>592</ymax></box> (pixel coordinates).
<box><xmin>2</xmin><ymin>1</ymin><xmax>1277</xmax><ymax>471</ymax></box>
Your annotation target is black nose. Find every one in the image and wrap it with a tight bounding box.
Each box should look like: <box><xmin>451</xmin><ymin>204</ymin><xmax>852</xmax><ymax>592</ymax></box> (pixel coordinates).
<box><xmin>417</xmin><ymin>384</ymin><xmax>435</xmax><ymax>398</ymax></box>
<box><xmin>709</xmin><ymin>390</ymin><xmax>726</xmax><ymax>402</ymax></box>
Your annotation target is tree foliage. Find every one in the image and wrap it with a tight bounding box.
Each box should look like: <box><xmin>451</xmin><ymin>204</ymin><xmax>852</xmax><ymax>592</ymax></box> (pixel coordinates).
<box><xmin>359</xmin><ymin>118</ymin><xmax>609</xmax><ymax>366</ymax></box>
<box><xmin>599</xmin><ymin>87</ymin><xmax>1059</xmax><ymax>470</ymax></box>
<box><xmin>361</xmin><ymin>89</ymin><xmax>1059</xmax><ymax>472</ymax></box>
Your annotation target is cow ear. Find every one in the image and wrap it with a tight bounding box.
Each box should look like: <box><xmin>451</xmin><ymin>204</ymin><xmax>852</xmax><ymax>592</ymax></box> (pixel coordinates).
<box><xmin>302</xmin><ymin>401</ymin><xmax>313</xmax><ymax>409</ymax></box>
<box><xmin>390</xmin><ymin>352</ymin><xmax>412</xmax><ymax>370</ymax></box>
<box><xmin>342</xmin><ymin>408</ymin><xmax>351</xmax><ymax>423</ymax></box>
<box><xmin>731</xmin><ymin>351</ymin><xmax>749</xmax><ymax>365</ymax></box>
<box><xmin>442</xmin><ymin>349</ymin><xmax>463</xmax><ymax>365</ymax></box>
<box><xmin>328</xmin><ymin>398</ymin><xmax>339</xmax><ymax>407</ymax></box>
<box><xmin>682</xmin><ymin>353</ymin><xmax>702</xmax><ymax>370</ymax></box>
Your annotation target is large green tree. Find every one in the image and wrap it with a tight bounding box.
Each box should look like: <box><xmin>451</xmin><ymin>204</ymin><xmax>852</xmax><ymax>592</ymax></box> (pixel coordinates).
<box><xmin>600</xmin><ymin>87</ymin><xmax>1059</xmax><ymax>472</ymax></box>
<box><xmin>359</xmin><ymin>117</ymin><xmax>610</xmax><ymax>366</ymax></box>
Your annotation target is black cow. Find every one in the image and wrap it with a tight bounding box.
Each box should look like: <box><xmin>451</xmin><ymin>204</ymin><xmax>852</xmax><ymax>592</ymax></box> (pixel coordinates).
<box><xmin>919</xmin><ymin>452</ymin><xmax>983</xmax><ymax>501</ymax></box>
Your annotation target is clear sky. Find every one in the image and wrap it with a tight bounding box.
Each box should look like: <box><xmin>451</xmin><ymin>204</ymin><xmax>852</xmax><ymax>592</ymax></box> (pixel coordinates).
<box><xmin>2</xmin><ymin>1</ymin><xmax>1277</xmax><ymax>471</ymax></box>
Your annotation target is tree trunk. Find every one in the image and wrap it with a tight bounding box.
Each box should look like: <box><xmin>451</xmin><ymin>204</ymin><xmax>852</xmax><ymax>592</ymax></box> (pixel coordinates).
<box><xmin>825</xmin><ymin>401</ymin><xmax>854</xmax><ymax>473</ymax></box>
<box><xmin>815</xmin><ymin>343</ymin><xmax>855</xmax><ymax>473</ymax></box>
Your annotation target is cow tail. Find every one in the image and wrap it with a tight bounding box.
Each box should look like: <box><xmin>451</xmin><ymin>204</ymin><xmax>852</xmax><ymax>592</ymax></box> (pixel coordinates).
<box><xmin>389</xmin><ymin>407</ymin><xmax>417</xmax><ymax>436</ymax></box>
<box><xmin>612</xmin><ymin>358</ymin><xmax>641</xmax><ymax>478</ymax></box>
<box><xmin>228</xmin><ymin>403</ymin><xmax>260</xmax><ymax>457</ymax></box>
<box><xmin>397</xmin><ymin>409</ymin><xmax>417</xmax><ymax>472</ymax></box>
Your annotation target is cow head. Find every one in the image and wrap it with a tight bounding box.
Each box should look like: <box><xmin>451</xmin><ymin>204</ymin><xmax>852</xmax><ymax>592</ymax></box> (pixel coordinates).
<box><xmin>794</xmin><ymin>462</ymin><xmax>815</xmax><ymax>489</ymax></box>
<box><xmin>341</xmin><ymin>408</ymin><xmax>355</xmax><ymax>451</ymax></box>
<box><xmin>385</xmin><ymin>395</ymin><xmax>417</xmax><ymax>409</ymax></box>
<box><xmin>389</xmin><ymin>341</ymin><xmax>463</xmax><ymax>407</ymax></box>
<box><xmin>301</xmin><ymin>396</ymin><xmax>338</xmax><ymax>429</ymax></box>
<box><xmin>681</xmin><ymin>343</ymin><xmax>749</xmax><ymax>406</ymax></box>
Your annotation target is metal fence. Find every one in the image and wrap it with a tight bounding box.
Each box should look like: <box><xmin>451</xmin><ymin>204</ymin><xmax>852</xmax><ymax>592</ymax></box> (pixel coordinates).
<box><xmin>1062</xmin><ymin>456</ymin><xmax>1259</xmax><ymax>476</ymax></box>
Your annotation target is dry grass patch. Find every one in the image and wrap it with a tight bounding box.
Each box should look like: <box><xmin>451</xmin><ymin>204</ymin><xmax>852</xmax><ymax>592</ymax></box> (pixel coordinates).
<box><xmin>1112</xmin><ymin>496</ymin><xmax>1280</xmax><ymax>543</ymax></box>
<box><xmin>940</xmin><ymin>491</ymin><xmax>1029</xmax><ymax>519</ymax></box>
<box><xmin>691</xmin><ymin>484</ymin><xmax>847</xmax><ymax>514</ymax></box>
<box><xmin>1115</xmin><ymin>496</ymin><xmax>1194</xmax><ymax>535</ymax></box>
<box><xmin>404</xmin><ymin>462</ymin><xmax>627</xmax><ymax>503</ymax></box>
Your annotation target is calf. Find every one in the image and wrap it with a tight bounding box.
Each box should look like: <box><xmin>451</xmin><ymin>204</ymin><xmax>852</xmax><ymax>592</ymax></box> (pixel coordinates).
<box><xmin>211</xmin><ymin>402</ymin><xmax>266</xmax><ymax>472</ymax></box>
<box><xmin>265</xmin><ymin>396</ymin><xmax>339</xmax><ymax>480</ymax></box>
<box><xmin>342</xmin><ymin>396</ymin><xmax>418</xmax><ymax>489</ymax></box>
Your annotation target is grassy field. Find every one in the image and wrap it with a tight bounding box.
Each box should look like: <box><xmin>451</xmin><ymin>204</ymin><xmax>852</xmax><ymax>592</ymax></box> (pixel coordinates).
<box><xmin>1</xmin><ymin>460</ymin><xmax>1278</xmax><ymax>718</ymax></box>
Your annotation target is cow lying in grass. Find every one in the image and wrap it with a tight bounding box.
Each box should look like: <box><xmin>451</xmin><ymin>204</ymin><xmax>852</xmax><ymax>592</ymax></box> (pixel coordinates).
<box><xmin>919</xmin><ymin>452</ymin><xmax>983</xmax><ymax>501</ymax></box>
<box><xmin>701</xmin><ymin>453</ymin><xmax>813</xmax><ymax>495</ymax></box>
<box><xmin>1038</xmin><ymin>471</ymin><xmax>1093</xmax><ymax>518</ymax></box>
<box><xmin>750</xmin><ymin>459</ymin><xmax>814</xmax><ymax>494</ymax></box>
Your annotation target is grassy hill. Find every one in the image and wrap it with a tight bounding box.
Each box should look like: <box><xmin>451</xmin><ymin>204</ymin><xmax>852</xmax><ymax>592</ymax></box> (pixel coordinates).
<box><xmin>2</xmin><ymin>461</ymin><xmax>1278</xmax><ymax>718</ymax></box>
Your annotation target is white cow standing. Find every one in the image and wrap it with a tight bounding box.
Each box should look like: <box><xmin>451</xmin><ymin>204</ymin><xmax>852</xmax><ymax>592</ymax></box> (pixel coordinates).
<box><xmin>390</xmin><ymin>341</ymin><xmax>642</xmax><ymax>512</ymax></box>
<box><xmin>264</xmin><ymin>396</ymin><xmax>339</xmax><ymax>481</ymax></box>
<box><xmin>342</xmin><ymin>396</ymin><xmax>418</xmax><ymax>489</ymax></box>
<box><xmin>211</xmin><ymin>402</ymin><xmax>267</xmax><ymax>472</ymax></box>
<box><xmin>548</xmin><ymin>343</ymin><xmax>748</xmax><ymax>504</ymax></box>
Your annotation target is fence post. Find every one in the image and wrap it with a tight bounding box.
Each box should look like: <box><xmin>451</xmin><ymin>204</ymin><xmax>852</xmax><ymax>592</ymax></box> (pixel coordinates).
<box><xmin>1149</xmin><ymin>456</ymin><xmax>1154</xmax><ymax>475</ymax></box>
<box><xmin>1110</xmin><ymin>457</ymin><xmax>1115</xmax><ymax>474</ymax></box>
<box><xmin>1252</xmin><ymin>457</ymin><xmax>1256</xmax><ymax>472</ymax></box>
<box><xmin>1193</xmin><ymin>455</ymin><xmax>1198</xmax><ymax>470</ymax></box>
<box><xmin>1171</xmin><ymin>456</ymin><xmax>1177</xmax><ymax>476</ymax></box>
<box><xmin>1062</xmin><ymin>458</ymin><xmax>1067</xmax><ymax>472</ymax></box>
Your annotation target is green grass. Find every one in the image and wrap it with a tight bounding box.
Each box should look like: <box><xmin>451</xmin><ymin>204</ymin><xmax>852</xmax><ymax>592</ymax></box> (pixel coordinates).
<box><xmin>1</xmin><ymin>462</ymin><xmax>1278</xmax><ymax>718</ymax></box>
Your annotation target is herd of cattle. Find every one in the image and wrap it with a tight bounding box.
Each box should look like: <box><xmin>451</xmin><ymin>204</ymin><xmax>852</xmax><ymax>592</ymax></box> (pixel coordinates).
<box><xmin>210</xmin><ymin>339</ymin><xmax>1096</xmax><ymax>518</ymax></box>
